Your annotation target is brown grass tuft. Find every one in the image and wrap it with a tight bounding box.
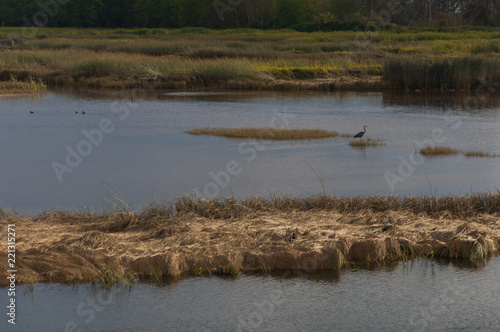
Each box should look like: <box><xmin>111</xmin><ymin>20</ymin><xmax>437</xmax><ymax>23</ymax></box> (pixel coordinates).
<box><xmin>420</xmin><ymin>146</ymin><xmax>459</xmax><ymax>156</ymax></box>
<box><xmin>464</xmin><ymin>150</ymin><xmax>499</xmax><ymax>158</ymax></box>
<box><xmin>349</xmin><ymin>138</ymin><xmax>385</xmax><ymax>148</ymax></box>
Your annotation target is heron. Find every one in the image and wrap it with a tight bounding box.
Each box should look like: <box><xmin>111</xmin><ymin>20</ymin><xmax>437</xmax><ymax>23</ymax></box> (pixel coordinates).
<box><xmin>354</xmin><ymin>125</ymin><xmax>367</xmax><ymax>138</ymax></box>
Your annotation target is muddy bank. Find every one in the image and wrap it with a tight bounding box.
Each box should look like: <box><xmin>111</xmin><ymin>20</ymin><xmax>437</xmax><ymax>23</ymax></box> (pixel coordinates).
<box><xmin>1</xmin><ymin>194</ymin><xmax>499</xmax><ymax>286</ymax></box>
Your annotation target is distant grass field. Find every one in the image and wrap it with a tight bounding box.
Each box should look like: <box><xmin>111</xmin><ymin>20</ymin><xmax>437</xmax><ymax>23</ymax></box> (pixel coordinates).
<box><xmin>2</xmin><ymin>27</ymin><xmax>500</xmax><ymax>91</ymax></box>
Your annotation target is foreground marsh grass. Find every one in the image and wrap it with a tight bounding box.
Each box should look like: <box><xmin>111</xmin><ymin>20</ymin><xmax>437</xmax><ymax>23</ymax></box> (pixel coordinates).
<box><xmin>3</xmin><ymin>27</ymin><xmax>500</xmax><ymax>90</ymax></box>
<box><xmin>2</xmin><ymin>193</ymin><xmax>500</xmax><ymax>286</ymax></box>
<box><xmin>187</xmin><ymin>128</ymin><xmax>342</xmax><ymax>140</ymax></box>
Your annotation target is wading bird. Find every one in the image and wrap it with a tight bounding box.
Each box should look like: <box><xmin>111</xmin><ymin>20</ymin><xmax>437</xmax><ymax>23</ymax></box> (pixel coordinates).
<box><xmin>354</xmin><ymin>125</ymin><xmax>367</xmax><ymax>138</ymax></box>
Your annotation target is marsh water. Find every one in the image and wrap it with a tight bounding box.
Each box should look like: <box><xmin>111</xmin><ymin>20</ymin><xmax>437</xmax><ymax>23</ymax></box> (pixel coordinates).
<box><xmin>1</xmin><ymin>89</ymin><xmax>500</xmax><ymax>213</ymax></box>
<box><xmin>2</xmin><ymin>89</ymin><xmax>500</xmax><ymax>331</ymax></box>
<box><xmin>2</xmin><ymin>257</ymin><xmax>499</xmax><ymax>331</ymax></box>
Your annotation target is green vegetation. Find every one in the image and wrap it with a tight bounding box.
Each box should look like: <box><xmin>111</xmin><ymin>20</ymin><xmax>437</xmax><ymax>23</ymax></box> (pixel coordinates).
<box><xmin>187</xmin><ymin>128</ymin><xmax>343</xmax><ymax>140</ymax></box>
<box><xmin>383</xmin><ymin>56</ymin><xmax>500</xmax><ymax>90</ymax></box>
<box><xmin>3</xmin><ymin>28</ymin><xmax>500</xmax><ymax>91</ymax></box>
<box><xmin>1</xmin><ymin>0</ymin><xmax>498</xmax><ymax>30</ymax></box>
<box><xmin>0</xmin><ymin>75</ymin><xmax>46</xmax><ymax>94</ymax></box>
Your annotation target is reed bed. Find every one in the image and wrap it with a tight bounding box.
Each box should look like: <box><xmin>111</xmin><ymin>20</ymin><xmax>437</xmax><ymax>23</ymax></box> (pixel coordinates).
<box><xmin>2</xmin><ymin>192</ymin><xmax>500</xmax><ymax>286</ymax></box>
<box><xmin>0</xmin><ymin>76</ymin><xmax>46</xmax><ymax>94</ymax></box>
<box><xmin>172</xmin><ymin>192</ymin><xmax>500</xmax><ymax>219</ymax></box>
<box><xmin>187</xmin><ymin>128</ymin><xmax>341</xmax><ymax>140</ymax></box>
<box><xmin>383</xmin><ymin>56</ymin><xmax>500</xmax><ymax>90</ymax></box>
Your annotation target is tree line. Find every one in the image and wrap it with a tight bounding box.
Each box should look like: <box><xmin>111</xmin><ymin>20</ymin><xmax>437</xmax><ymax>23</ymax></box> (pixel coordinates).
<box><xmin>0</xmin><ymin>0</ymin><xmax>498</xmax><ymax>30</ymax></box>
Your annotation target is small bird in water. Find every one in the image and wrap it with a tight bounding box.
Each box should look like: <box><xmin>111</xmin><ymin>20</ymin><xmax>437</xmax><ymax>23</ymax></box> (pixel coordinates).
<box><xmin>29</xmin><ymin>110</ymin><xmax>34</xmax><ymax>114</ymax></box>
<box><xmin>82</xmin><ymin>111</ymin><xmax>86</xmax><ymax>114</ymax></box>
<box><xmin>354</xmin><ymin>125</ymin><xmax>367</xmax><ymax>138</ymax></box>
<box><xmin>75</xmin><ymin>110</ymin><xmax>79</xmax><ymax>114</ymax></box>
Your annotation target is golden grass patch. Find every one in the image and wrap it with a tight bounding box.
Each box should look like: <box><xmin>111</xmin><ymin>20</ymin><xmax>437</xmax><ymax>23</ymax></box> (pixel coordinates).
<box><xmin>2</xmin><ymin>192</ymin><xmax>500</xmax><ymax>286</ymax></box>
<box><xmin>349</xmin><ymin>138</ymin><xmax>386</xmax><ymax>148</ymax></box>
<box><xmin>419</xmin><ymin>146</ymin><xmax>459</xmax><ymax>156</ymax></box>
<box><xmin>464</xmin><ymin>150</ymin><xmax>499</xmax><ymax>158</ymax></box>
<box><xmin>187</xmin><ymin>128</ymin><xmax>341</xmax><ymax>140</ymax></box>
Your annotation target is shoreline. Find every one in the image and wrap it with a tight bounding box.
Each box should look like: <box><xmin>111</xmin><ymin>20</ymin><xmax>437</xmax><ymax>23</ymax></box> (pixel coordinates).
<box><xmin>1</xmin><ymin>194</ymin><xmax>499</xmax><ymax>286</ymax></box>
<box><xmin>0</xmin><ymin>74</ymin><xmax>387</xmax><ymax>92</ymax></box>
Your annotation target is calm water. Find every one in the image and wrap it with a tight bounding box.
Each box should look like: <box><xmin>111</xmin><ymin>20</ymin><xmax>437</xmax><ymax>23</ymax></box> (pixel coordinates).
<box><xmin>1</xmin><ymin>89</ymin><xmax>499</xmax><ymax>214</ymax></box>
<box><xmin>2</xmin><ymin>90</ymin><xmax>500</xmax><ymax>331</ymax></box>
<box><xmin>2</xmin><ymin>257</ymin><xmax>499</xmax><ymax>331</ymax></box>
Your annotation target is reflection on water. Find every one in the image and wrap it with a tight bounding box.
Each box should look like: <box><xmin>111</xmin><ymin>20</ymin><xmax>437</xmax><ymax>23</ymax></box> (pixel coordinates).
<box><xmin>382</xmin><ymin>89</ymin><xmax>500</xmax><ymax>111</ymax></box>
<box><xmin>1</xmin><ymin>89</ymin><xmax>499</xmax><ymax>213</ymax></box>
<box><xmin>5</xmin><ymin>257</ymin><xmax>500</xmax><ymax>332</ymax></box>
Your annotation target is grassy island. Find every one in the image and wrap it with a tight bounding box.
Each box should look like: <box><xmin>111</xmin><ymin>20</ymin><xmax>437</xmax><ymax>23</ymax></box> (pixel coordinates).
<box><xmin>1</xmin><ymin>193</ymin><xmax>499</xmax><ymax>286</ymax></box>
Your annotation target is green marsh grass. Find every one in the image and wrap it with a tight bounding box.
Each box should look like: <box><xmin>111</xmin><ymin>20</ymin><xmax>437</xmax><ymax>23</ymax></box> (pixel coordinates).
<box><xmin>0</xmin><ymin>75</ymin><xmax>46</xmax><ymax>94</ymax></box>
<box><xmin>383</xmin><ymin>56</ymin><xmax>500</xmax><ymax>90</ymax></box>
<box><xmin>3</xmin><ymin>28</ymin><xmax>500</xmax><ymax>90</ymax></box>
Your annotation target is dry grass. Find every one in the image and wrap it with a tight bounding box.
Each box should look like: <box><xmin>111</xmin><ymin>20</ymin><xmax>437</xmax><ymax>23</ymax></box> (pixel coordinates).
<box><xmin>349</xmin><ymin>138</ymin><xmax>386</xmax><ymax>148</ymax></box>
<box><xmin>187</xmin><ymin>128</ymin><xmax>341</xmax><ymax>140</ymax></box>
<box><xmin>420</xmin><ymin>146</ymin><xmax>460</xmax><ymax>156</ymax></box>
<box><xmin>419</xmin><ymin>147</ymin><xmax>499</xmax><ymax>158</ymax></box>
<box><xmin>464</xmin><ymin>150</ymin><xmax>500</xmax><ymax>158</ymax></box>
<box><xmin>1</xmin><ymin>193</ymin><xmax>500</xmax><ymax>286</ymax></box>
